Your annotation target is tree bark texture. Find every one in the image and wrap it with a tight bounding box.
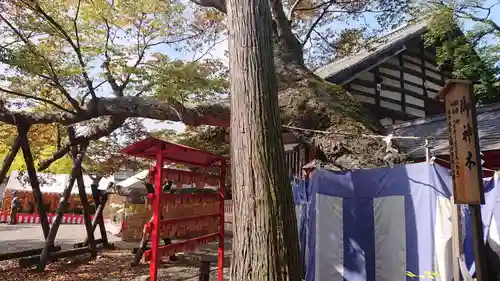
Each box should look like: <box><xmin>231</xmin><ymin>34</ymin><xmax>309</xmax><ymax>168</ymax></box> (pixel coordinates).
<box><xmin>68</xmin><ymin>128</ymin><xmax>96</xmax><ymax>254</ymax></box>
<box><xmin>37</xmin><ymin>140</ymin><xmax>88</xmax><ymax>271</ymax></box>
<box><xmin>17</xmin><ymin>125</ymin><xmax>51</xmax><ymax>239</ymax></box>
<box><xmin>227</xmin><ymin>1</ymin><xmax>303</xmax><ymax>281</ymax></box>
<box><xmin>0</xmin><ymin>135</ymin><xmax>20</xmax><ymax>185</ymax></box>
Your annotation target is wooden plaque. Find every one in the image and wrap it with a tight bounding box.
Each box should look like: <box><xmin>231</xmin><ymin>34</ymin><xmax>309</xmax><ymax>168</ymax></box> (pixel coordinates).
<box><xmin>440</xmin><ymin>80</ymin><xmax>484</xmax><ymax>204</ymax></box>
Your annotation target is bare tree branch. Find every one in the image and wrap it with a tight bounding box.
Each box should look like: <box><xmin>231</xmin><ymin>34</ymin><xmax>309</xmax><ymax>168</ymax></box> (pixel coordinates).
<box><xmin>23</xmin><ymin>1</ymin><xmax>98</xmax><ymax>100</ymax></box>
<box><xmin>73</xmin><ymin>0</ymin><xmax>82</xmax><ymax>51</ymax></box>
<box><xmin>101</xmin><ymin>20</ymin><xmax>121</xmax><ymax>95</ymax></box>
<box><xmin>457</xmin><ymin>11</ymin><xmax>500</xmax><ymax>33</ymax></box>
<box><xmin>0</xmin><ymin>13</ymin><xmax>82</xmax><ymax>111</ymax></box>
<box><xmin>120</xmin><ymin>34</ymin><xmax>204</xmax><ymax>91</ymax></box>
<box><xmin>0</xmin><ymin>96</ymin><xmax>230</xmax><ymax>127</ymax></box>
<box><xmin>302</xmin><ymin>2</ymin><xmax>334</xmax><ymax>46</ymax></box>
<box><xmin>193</xmin><ymin>37</ymin><xmax>227</xmax><ymax>62</ymax></box>
<box><xmin>135</xmin><ymin>82</ymin><xmax>154</xmax><ymax>96</ymax></box>
<box><xmin>471</xmin><ymin>26</ymin><xmax>496</xmax><ymax>47</ymax></box>
<box><xmin>38</xmin><ymin>116</ymin><xmax>126</xmax><ymax>171</ymax></box>
<box><xmin>81</xmin><ymin>80</ymin><xmax>107</xmax><ymax>106</ymax></box>
<box><xmin>0</xmin><ymin>87</ymin><xmax>76</xmax><ymax>114</ymax></box>
<box><xmin>287</xmin><ymin>0</ymin><xmax>303</xmax><ymax>21</ymax></box>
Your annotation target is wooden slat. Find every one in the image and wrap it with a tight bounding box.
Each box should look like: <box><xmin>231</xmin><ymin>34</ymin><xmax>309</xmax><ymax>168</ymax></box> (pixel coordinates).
<box><xmin>0</xmin><ymin>246</ymin><xmax>61</xmax><ymax>262</ymax></box>
<box><xmin>20</xmin><ymin>247</ymin><xmax>92</xmax><ymax>268</ymax></box>
<box><xmin>379</xmin><ymin>62</ymin><xmax>445</xmax><ymax>90</ymax></box>
<box><xmin>351</xmin><ymin>79</ymin><xmax>433</xmax><ymax>113</ymax></box>
<box><xmin>399</xmin><ymin>54</ymin><xmax>406</xmax><ymax>112</ymax></box>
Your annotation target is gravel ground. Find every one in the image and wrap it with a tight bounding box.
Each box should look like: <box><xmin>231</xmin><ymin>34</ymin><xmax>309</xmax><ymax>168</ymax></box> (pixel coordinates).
<box><xmin>0</xmin><ymin>224</ymin><xmax>231</xmax><ymax>281</ymax></box>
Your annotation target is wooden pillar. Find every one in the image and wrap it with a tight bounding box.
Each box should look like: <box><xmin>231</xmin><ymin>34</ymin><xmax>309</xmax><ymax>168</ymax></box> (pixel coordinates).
<box><xmin>37</xmin><ymin>134</ymin><xmax>87</xmax><ymax>271</ymax></box>
<box><xmin>17</xmin><ymin>125</ymin><xmax>50</xmax><ymax>239</ymax></box>
<box><xmin>91</xmin><ymin>183</ymin><xmax>110</xmax><ymax>247</ymax></box>
<box><xmin>68</xmin><ymin>129</ymin><xmax>96</xmax><ymax>254</ymax></box>
<box><xmin>470</xmin><ymin>205</ymin><xmax>488</xmax><ymax>280</ymax></box>
<box><xmin>150</xmin><ymin>143</ymin><xmax>164</xmax><ymax>281</ymax></box>
<box><xmin>0</xmin><ymin>135</ymin><xmax>21</xmax><ymax>184</ymax></box>
<box><xmin>81</xmin><ymin>191</ymin><xmax>110</xmax><ymax>247</ymax></box>
<box><xmin>218</xmin><ymin>161</ymin><xmax>226</xmax><ymax>281</ymax></box>
<box><xmin>450</xmin><ymin>197</ymin><xmax>462</xmax><ymax>281</ymax></box>
<box><xmin>199</xmin><ymin>259</ymin><xmax>210</xmax><ymax>281</ymax></box>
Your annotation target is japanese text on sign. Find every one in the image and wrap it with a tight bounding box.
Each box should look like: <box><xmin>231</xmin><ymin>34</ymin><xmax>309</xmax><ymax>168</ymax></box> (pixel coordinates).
<box><xmin>442</xmin><ymin>80</ymin><xmax>484</xmax><ymax>204</ymax></box>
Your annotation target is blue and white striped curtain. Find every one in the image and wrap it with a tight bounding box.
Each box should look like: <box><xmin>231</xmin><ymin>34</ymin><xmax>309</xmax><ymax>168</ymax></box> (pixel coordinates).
<box><xmin>294</xmin><ymin>162</ymin><xmax>500</xmax><ymax>281</ymax></box>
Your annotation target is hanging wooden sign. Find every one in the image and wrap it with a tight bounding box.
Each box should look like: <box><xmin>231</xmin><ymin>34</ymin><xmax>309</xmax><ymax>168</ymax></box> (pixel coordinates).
<box><xmin>440</xmin><ymin>80</ymin><xmax>484</xmax><ymax>204</ymax></box>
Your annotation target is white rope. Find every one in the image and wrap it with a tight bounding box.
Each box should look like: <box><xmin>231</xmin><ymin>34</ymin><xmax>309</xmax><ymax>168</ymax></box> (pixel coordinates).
<box><xmin>282</xmin><ymin>125</ymin><xmax>427</xmax><ymax>140</ymax></box>
<box><xmin>282</xmin><ymin>125</ymin><xmax>499</xmax><ymax>140</ymax></box>
<box><xmin>431</xmin><ymin>156</ymin><xmax>497</xmax><ymax>173</ymax></box>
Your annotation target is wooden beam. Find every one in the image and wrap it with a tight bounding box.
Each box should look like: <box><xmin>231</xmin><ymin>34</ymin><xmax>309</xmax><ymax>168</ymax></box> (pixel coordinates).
<box><xmin>0</xmin><ymin>246</ymin><xmax>61</xmax><ymax>262</ymax></box>
<box><xmin>74</xmin><ymin>238</ymin><xmax>104</xmax><ymax>249</ymax></box>
<box><xmin>470</xmin><ymin>205</ymin><xmax>489</xmax><ymax>280</ymax></box>
<box><xmin>379</xmin><ymin>62</ymin><xmax>445</xmax><ymax>88</ymax></box>
<box><xmin>68</xmin><ymin>128</ymin><xmax>96</xmax><ymax>255</ymax></box>
<box><xmin>350</xmin><ymin>87</ymin><xmax>427</xmax><ymax>112</ymax></box>
<box><xmin>419</xmin><ymin>41</ymin><xmax>429</xmax><ymax>102</ymax></box>
<box><xmin>363</xmin><ymin>103</ymin><xmax>416</xmax><ymax>121</ymax></box>
<box><xmin>20</xmin><ymin>247</ymin><xmax>93</xmax><ymax>268</ymax></box>
<box><xmin>199</xmin><ymin>260</ymin><xmax>210</xmax><ymax>281</ymax></box>
<box><xmin>93</xmin><ymin>187</ymin><xmax>110</xmax><ymax>247</ymax></box>
<box><xmin>0</xmin><ymin>135</ymin><xmax>20</xmax><ymax>185</ymax></box>
<box><xmin>17</xmin><ymin>125</ymin><xmax>50</xmax><ymax>239</ymax></box>
<box><xmin>37</xmin><ymin>130</ymin><xmax>88</xmax><ymax>271</ymax></box>
<box><xmin>78</xmin><ymin>193</ymin><xmax>112</xmax><ymax>248</ymax></box>
<box><xmin>398</xmin><ymin>54</ymin><xmax>406</xmax><ymax>112</ymax></box>
<box><xmin>350</xmin><ymin>77</ymin><xmax>433</xmax><ymax>111</ymax></box>
<box><xmin>374</xmin><ymin>68</ymin><xmax>381</xmax><ymax>106</ymax></box>
<box><xmin>450</xmin><ymin>197</ymin><xmax>462</xmax><ymax>281</ymax></box>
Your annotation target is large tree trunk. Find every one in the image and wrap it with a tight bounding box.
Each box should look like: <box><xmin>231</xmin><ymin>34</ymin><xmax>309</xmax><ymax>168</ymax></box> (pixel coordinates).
<box><xmin>273</xmin><ymin>42</ymin><xmax>394</xmax><ymax>169</ymax></box>
<box><xmin>227</xmin><ymin>0</ymin><xmax>303</xmax><ymax>281</ymax></box>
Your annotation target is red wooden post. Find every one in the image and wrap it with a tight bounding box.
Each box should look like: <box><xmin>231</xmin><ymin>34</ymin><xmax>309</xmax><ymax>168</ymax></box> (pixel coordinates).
<box><xmin>150</xmin><ymin>144</ymin><xmax>164</xmax><ymax>281</ymax></box>
<box><xmin>218</xmin><ymin>161</ymin><xmax>226</xmax><ymax>281</ymax></box>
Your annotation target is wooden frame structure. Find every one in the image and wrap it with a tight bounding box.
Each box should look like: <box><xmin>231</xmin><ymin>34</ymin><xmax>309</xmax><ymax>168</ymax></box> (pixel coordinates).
<box><xmin>316</xmin><ymin>21</ymin><xmax>461</xmax><ymax>126</ymax></box>
<box><xmin>0</xmin><ymin>125</ymin><xmax>111</xmax><ymax>269</ymax></box>
<box><xmin>120</xmin><ymin>136</ymin><xmax>228</xmax><ymax>281</ymax></box>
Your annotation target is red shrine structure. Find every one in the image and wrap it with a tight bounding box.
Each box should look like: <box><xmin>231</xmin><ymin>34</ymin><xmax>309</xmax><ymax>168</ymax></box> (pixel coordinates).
<box><xmin>120</xmin><ymin>136</ymin><xmax>228</xmax><ymax>281</ymax></box>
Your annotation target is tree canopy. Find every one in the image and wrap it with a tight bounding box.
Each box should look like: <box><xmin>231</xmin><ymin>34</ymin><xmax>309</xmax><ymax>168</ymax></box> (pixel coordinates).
<box><xmin>414</xmin><ymin>0</ymin><xmax>500</xmax><ymax>103</ymax></box>
<box><xmin>0</xmin><ymin>0</ymin><xmax>497</xmax><ymax>174</ymax></box>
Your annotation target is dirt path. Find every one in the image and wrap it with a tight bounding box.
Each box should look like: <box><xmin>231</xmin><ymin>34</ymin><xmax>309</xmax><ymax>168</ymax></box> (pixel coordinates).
<box><xmin>0</xmin><ymin>224</ymin><xmax>231</xmax><ymax>281</ymax></box>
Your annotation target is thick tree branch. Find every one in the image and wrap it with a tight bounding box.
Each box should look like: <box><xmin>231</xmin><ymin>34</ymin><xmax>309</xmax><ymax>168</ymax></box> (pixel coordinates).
<box><xmin>38</xmin><ymin>116</ymin><xmax>126</xmax><ymax>171</ymax></box>
<box><xmin>190</xmin><ymin>0</ymin><xmax>227</xmax><ymax>13</ymax></box>
<box><xmin>0</xmin><ymin>87</ymin><xmax>76</xmax><ymax>114</ymax></box>
<box><xmin>0</xmin><ymin>135</ymin><xmax>21</xmax><ymax>185</ymax></box>
<box><xmin>0</xmin><ymin>96</ymin><xmax>230</xmax><ymax>127</ymax></box>
<box><xmin>287</xmin><ymin>0</ymin><xmax>303</xmax><ymax>21</ymax></box>
<box><xmin>269</xmin><ymin>0</ymin><xmax>304</xmax><ymax>61</ymax></box>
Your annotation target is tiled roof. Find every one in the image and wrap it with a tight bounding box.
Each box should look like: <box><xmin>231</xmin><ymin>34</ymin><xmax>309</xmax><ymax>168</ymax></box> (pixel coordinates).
<box><xmin>315</xmin><ymin>21</ymin><xmax>428</xmax><ymax>84</ymax></box>
<box><xmin>385</xmin><ymin>102</ymin><xmax>500</xmax><ymax>158</ymax></box>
